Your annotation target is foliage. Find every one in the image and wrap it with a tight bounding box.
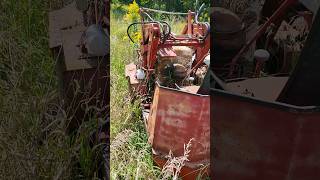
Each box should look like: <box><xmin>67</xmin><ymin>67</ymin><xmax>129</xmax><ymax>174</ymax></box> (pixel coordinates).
<box><xmin>110</xmin><ymin>13</ymin><xmax>160</xmax><ymax>178</ymax></box>
<box><xmin>112</xmin><ymin>0</ymin><xmax>211</xmax><ymax>22</ymax></box>
<box><xmin>123</xmin><ymin>0</ymin><xmax>140</xmax><ymax>22</ymax></box>
<box><xmin>123</xmin><ymin>0</ymin><xmax>142</xmax><ymax>44</ymax></box>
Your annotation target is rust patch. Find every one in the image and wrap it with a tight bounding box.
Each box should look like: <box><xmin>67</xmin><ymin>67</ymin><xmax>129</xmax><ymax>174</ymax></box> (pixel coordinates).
<box><xmin>148</xmin><ymin>85</ymin><xmax>210</xmax><ymax>169</ymax></box>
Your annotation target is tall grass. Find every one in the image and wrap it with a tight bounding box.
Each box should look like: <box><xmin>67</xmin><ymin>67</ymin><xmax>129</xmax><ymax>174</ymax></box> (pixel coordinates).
<box><xmin>0</xmin><ymin>0</ymin><xmax>106</xmax><ymax>179</ymax></box>
<box><xmin>110</xmin><ymin>14</ymin><xmax>159</xmax><ymax>179</ymax></box>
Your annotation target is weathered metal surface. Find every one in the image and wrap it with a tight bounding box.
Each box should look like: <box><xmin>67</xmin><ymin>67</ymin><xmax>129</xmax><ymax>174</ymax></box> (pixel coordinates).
<box><xmin>180</xmin><ymin>86</ymin><xmax>200</xmax><ymax>94</ymax></box>
<box><xmin>56</xmin><ymin>29</ymin><xmax>109</xmax><ymax>131</ymax></box>
<box><xmin>212</xmin><ymin>7</ymin><xmax>245</xmax><ymax>53</ymax></box>
<box><xmin>127</xmin><ymin>7</ymin><xmax>210</xmax><ymax>179</ymax></box>
<box><xmin>147</xmin><ymin>85</ymin><xmax>210</xmax><ymax>178</ymax></box>
<box><xmin>228</xmin><ymin>0</ymin><xmax>298</xmax><ymax>77</ymax></box>
<box><xmin>125</xmin><ymin>63</ymin><xmax>139</xmax><ymax>85</ymax></box>
<box><xmin>212</xmin><ymin>7</ymin><xmax>243</xmax><ymax>33</ymax></box>
<box><xmin>49</xmin><ymin>2</ymin><xmax>109</xmax><ymax>178</ymax></box>
<box><xmin>49</xmin><ymin>2</ymin><xmax>84</xmax><ymax>48</ymax></box>
<box><xmin>212</xmin><ymin>88</ymin><xmax>320</xmax><ymax>180</ymax></box>
<box><xmin>212</xmin><ymin>7</ymin><xmax>245</xmax><ymax>50</ymax></box>
<box><xmin>49</xmin><ymin>1</ymin><xmax>109</xmax><ymax>132</ymax></box>
<box><xmin>138</xmin><ymin>10</ymin><xmax>210</xmax><ymax>85</ymax></box>
<box><xmin>212</xmin><ymin>7</ymin><xmax>246</xmax><ymax>75</ymax></box>
<box><xmin>158</xmin><ymin>48</ymin><xmax>177</xmax><ymax>58</ymax></box>
<box><xmin>61</xmin><ymin>28</ymin><xmax>102</xmax><ymax>71</ymax></box>
<box><xmin>124</xmin><ymin>63</ymin><xmax>147</xmax><ymax>96</ymax></box>
<box><xmin>226</xmin><ymin>76</ymin><xmax>288</xmax><ymax>101</ymax></box>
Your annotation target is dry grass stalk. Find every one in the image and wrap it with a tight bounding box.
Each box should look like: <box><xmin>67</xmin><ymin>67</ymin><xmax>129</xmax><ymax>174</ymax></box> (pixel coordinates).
<box><xmin>161</xmin><ymin>138</ymin><xmax>194</xmax><ymax>180</ymax></box>
<box><xmin>0</xmin><ymin>0</ymin><xmax>109</xmax><ymax>179</ymax></box>
<box><xmin>110</xmin><ymin>129</ymin><xmax>133</xmax><ymax>152</ymax></box>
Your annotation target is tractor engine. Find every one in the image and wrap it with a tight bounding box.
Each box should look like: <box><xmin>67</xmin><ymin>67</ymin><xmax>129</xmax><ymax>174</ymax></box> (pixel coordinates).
<box><xmin>213</xmin><ymin>0</ymin><xmax>314</xmax><ymax>79</ymax></box>
<box><xmin>156</xmin><ymin>46</ymin><xmax>194</xmax><ymax>87</ymax></box>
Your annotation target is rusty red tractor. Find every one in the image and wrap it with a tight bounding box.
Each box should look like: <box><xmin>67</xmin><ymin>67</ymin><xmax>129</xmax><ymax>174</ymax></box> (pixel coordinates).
<box><xmin>125</xmin><ymin>5</ymin><xmax>211</xmax><ymax>180</ymax></box>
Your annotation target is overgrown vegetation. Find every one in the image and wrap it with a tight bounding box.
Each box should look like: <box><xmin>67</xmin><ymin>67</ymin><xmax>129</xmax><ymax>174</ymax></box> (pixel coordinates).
<box><xmin>0</xmin><ymin>0</ymin><xmax>106</xmax><ymax>179</ymax></box>
<box><xmin>110</xmin><ymin>12</ymin><xmax>159</xmax><ymax>179</ymax></box>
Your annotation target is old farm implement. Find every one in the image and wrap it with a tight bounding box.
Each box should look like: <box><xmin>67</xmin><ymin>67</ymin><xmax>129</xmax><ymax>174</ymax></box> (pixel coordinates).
<box><xmin>212</xmin><ymin>0</ymin><xmax>320</xmax><ymax>179</ymax></box>
<box><xmin>49</xmin><ymin>0</ymin><xmax>109</xmax><ymax>178</ymax></box>
<box><xmin>125</xmin><ymin>4</ymin><xmax>210</xmax><ymax>179</ymax></box>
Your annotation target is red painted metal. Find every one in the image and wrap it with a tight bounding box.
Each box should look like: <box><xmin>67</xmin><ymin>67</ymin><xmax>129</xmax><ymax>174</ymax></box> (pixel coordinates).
<box><xmin>148</xmin><ymin>85</ymin><xmax>210</xmax><ymax>179</ymax></box>
<box><xmin>212</xmin><ymin>89</ymin><xmax>320</xmax><ymax>180</ymax></box>
<box><xmin>126</xmin><ymin>8</ymin><xmax>211</xmax><ymax>179</ymax></box>
<box><xmin>187</xmin><ymin>10</ymin><xmax>193</xmax><ymax>35</ymax></box>
<box><xmin>138</xmin><ymin>10</ymin><xmax>210</xmax><ymax>89</ymax></box>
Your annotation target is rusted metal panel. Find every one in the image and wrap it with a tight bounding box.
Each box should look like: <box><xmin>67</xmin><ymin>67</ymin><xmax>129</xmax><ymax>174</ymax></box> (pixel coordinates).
<box><xmin>48</xmin><ymin>2</ymin><xmax>109</xmax><ymax>178</ymax></box>
<box><xmin>126</xmin><ymin>6</ymin><xmax>210</xmax><ymax>179</ymax></box>
<box><xmin>147</xmin><ymin>85</ymin><xmax>210</xmax><ymax>178</ymax></box>
<box><xmin>212</xmin><ymin>89</ymin><xmax>320</xmax><ymax>180</ymax></box>
<box><xmin>158</xmin><ymin>48</ymin><xmax>177</xmax><ymax>58</ymax></box>
<box><xmin>49</xmin><ymin>2</ymin><xmax>109</xmax><ymax>131</ymax></box>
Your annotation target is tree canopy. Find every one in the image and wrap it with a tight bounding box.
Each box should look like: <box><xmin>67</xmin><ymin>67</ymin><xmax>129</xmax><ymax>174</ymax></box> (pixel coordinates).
<box><xmin>112</xmin><ymin>0</ymin><xmax>210</xmax><ymax>18</ymax></box>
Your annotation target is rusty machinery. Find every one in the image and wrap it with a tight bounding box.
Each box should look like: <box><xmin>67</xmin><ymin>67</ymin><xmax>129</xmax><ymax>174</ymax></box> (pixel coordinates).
<box><xmin>212</xmin><ymin>2</ymin><xmax>320</xmax><ymax>179</ymax></box>
<box><xmin>213</xmin><ymin>0</ymin><xmax>316</xmax><ymax>79</ymax></box>
<box><xmin>76</xmin><ymin>0</ymin><xmax>109</xmax><ymax>56</ymax></box>
<box><xmin>125</xmin><ymin>4</ymin><xmax>211</xmax><ymax>180</ymax></box>
<box><xmin>49</xmin><ymin>0</ymin><xmax>109</xmax><ymax>178</ymax></box>
<box><xmin>212</xmin><ymin>0</ymin><xmax>320</xmax><ymax>103</ymax></box>
<box><xmin>126</xmin><ymin>5</ymin><xmax>210</xmax><ymax>101</ymax></box>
